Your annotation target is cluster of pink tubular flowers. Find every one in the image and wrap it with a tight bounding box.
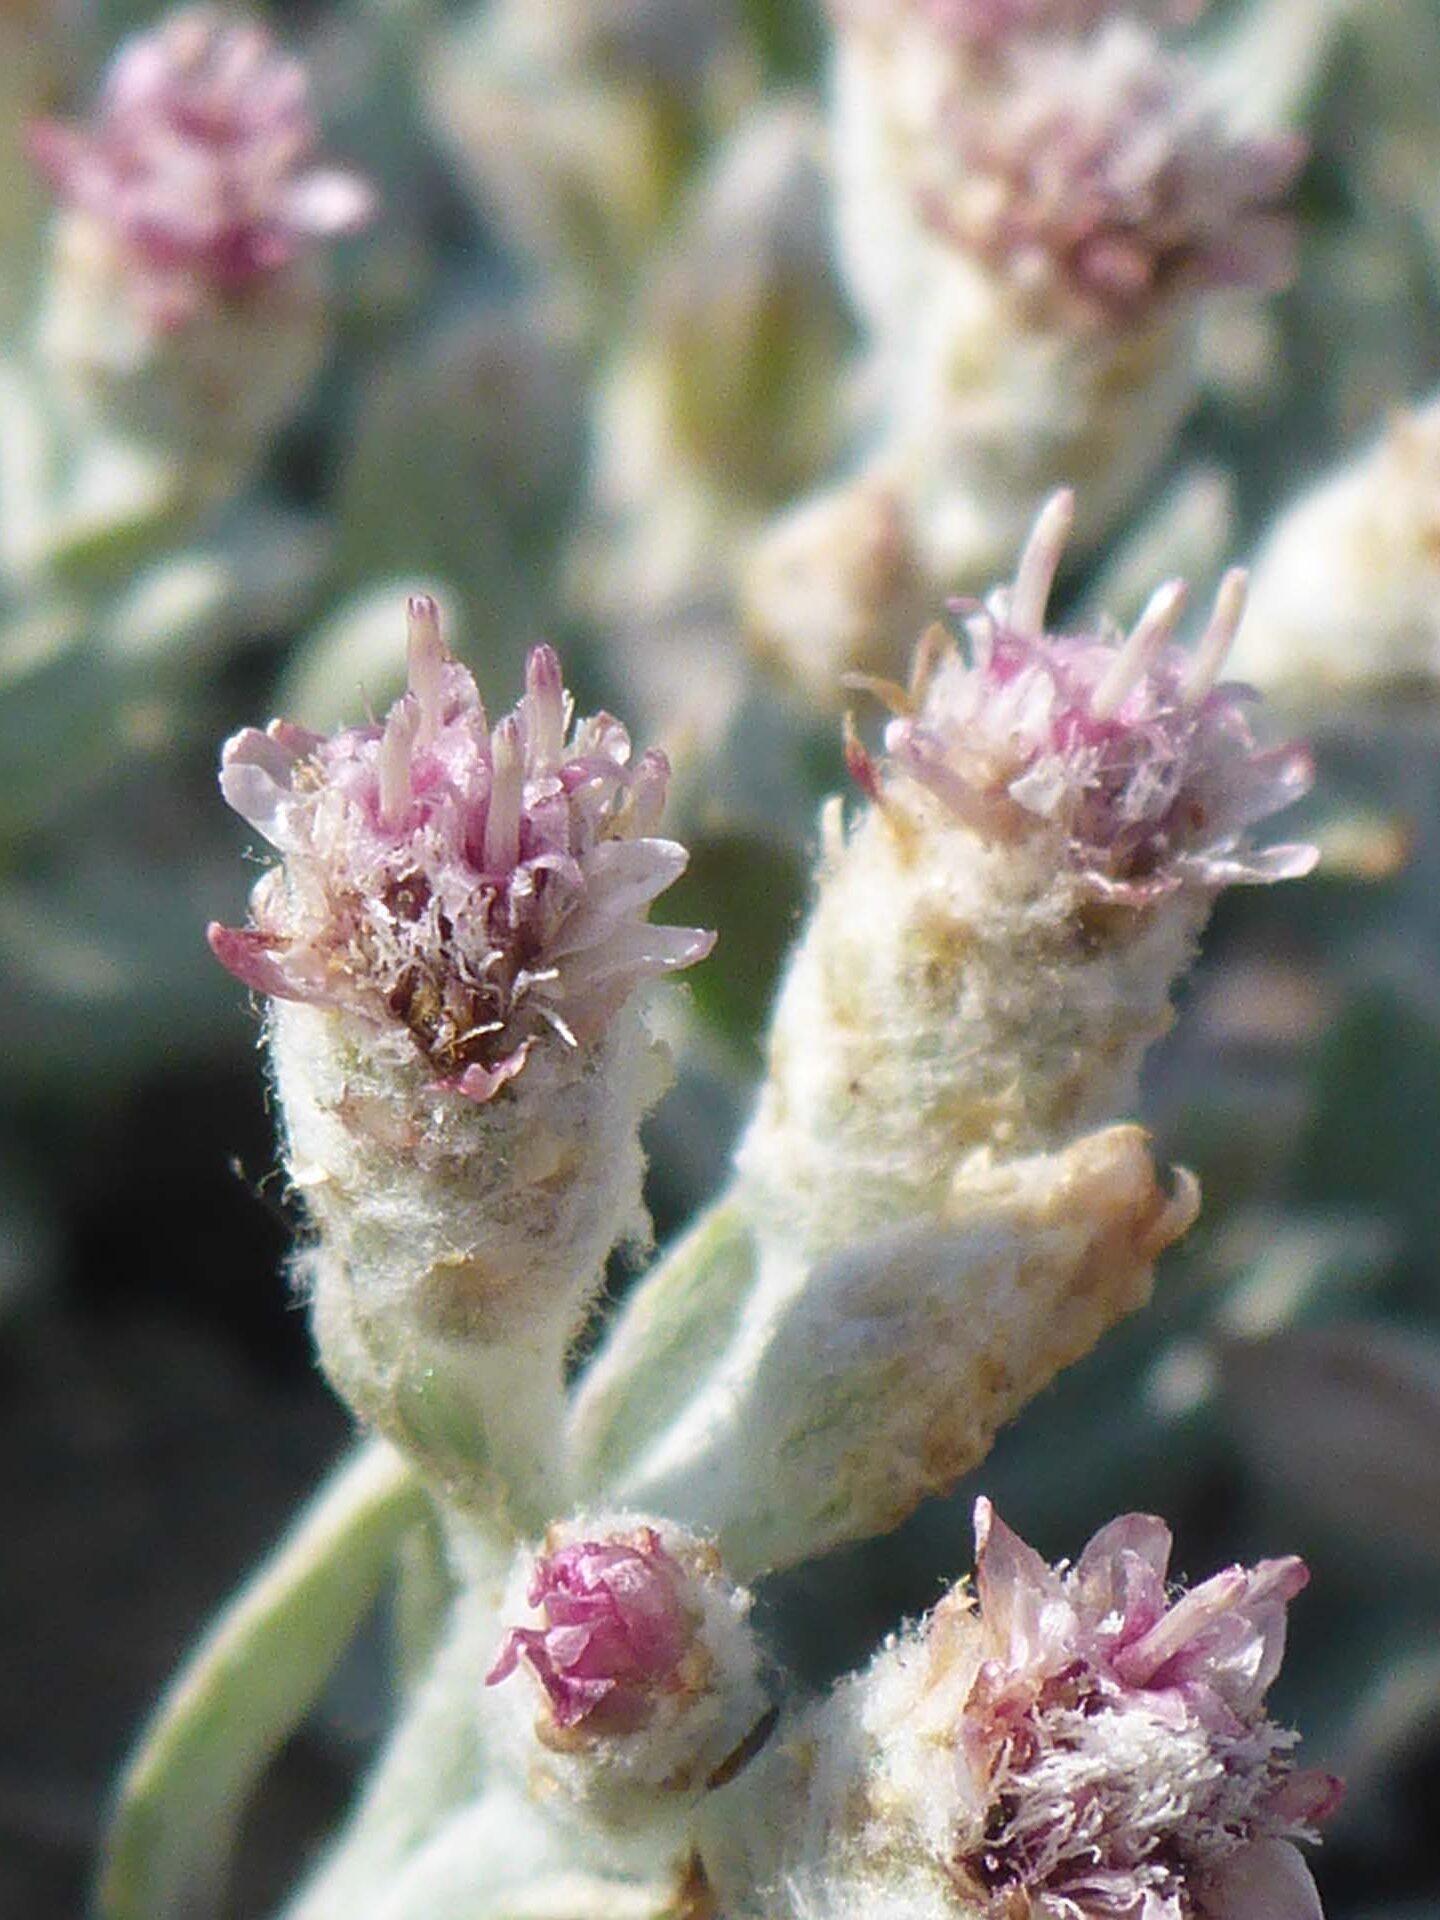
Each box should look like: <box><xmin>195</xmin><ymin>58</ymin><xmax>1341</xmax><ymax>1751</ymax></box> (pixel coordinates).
<box><xmin>486</xmin><ymin>1528</ymin><xmax>696</xmax><ymax>1733</ymax></box>
<box><xmin>956</xmin><ymin>1499</ymin><xmax>1341</xmax><ymax>1920</ymax></box>
<box><xmin>926</xmin><ymin>21</ymin><xmax>1301</xmax><ymax>324</ymax></box>
<box><xmin>208</xmin><ymin>597</ymin><xmax>713</xmax><ymax>1102</ymax></box>
<box><xmin>29</xmin><ymin>6</ymin><xmax>372</xmax><ymax>323</ymax></box>
<box><xmin>849</xmin><ymin>491</ymin><xmax>1316</xmax><ymax>902</ymax></box>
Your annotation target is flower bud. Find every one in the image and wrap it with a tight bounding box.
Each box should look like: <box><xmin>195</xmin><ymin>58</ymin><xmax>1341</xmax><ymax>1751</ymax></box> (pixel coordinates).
<box><xmin>744</xmin><ymin>1499</ymin><xmax>1338</xmax><ymax>1920</ymax></box>
<box><xmin>484</xmin><ymin>1514</ymin><xmax>767</xmax><ymax>1831</ymax></box>
<box><xmin>29</xmin><ymin>6</ymin><xmax>372</xmax><ymax>494</ymax></box>
<box><xmin>739</xmin><ymin>493</ymin><xmax>1314</xmax><ymax>1250</ymax></box>
<box><xmin>209</xmin><ymin>598</ymin><xmax>712</xmax><ymax>1523</ymax></box>
<box><xmin>1226</xmin><ymin>397</ymin><xmax>1440</xmax><ymax>707</ymax></box>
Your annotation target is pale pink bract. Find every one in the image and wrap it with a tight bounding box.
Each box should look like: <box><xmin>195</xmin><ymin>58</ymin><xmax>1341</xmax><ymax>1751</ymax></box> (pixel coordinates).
<box><xmin>29</xmin><ymin>6</ymin><xmax>373</xmax><ymax>323</ymax></box>
<box><xmin>208</xmin><ymin>597</ymin><xmax>714</xmax><ymax>1102</ymax></box>
<box><xmin>857</xmin><ymin>491</ymin><xmax>1316</xmax><ymax>902</ymax></box>
<box><xmin>486</xmin><ymin>1528</ymin><xmax>695</xmax><ymax>1732</ymax></box>
<box><xmin>958</xmin><ymin>1498</ymin><xmax>1341</xmax><ymax>1920</ymax></box>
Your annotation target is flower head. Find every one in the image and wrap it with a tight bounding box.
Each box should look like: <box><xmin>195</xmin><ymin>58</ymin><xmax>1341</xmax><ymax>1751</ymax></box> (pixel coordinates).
<box><xmin>926</xmin><ymin>23</ymin><xmax>1300</xmax><ymax>324</ymax></box>
<box><xmin>854</xmin><ymin>490</ymin><xmax>1316</xmax><ymax>902</ymax></box>
<box><xmin>949</xmin><ymin>1498</ymin><xmax>1341</xmax><ymax>1920</ymax></box>
<box><xmin>209</xmin><ymin>597</ymin><xmax>713</xmax><ymax>1101</ymax></box>
<box><xmin>29</xmin><ymin>5</ymin><xmax>372</xmax><ymax>324</ymax></box>
<box><xmin>487</xmin><ymin>1526</ymin><xmax>699</xmax><ymax>1734</ymax></box>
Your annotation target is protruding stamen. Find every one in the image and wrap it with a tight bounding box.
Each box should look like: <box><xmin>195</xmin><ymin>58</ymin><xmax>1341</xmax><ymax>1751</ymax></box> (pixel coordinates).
<box><xmin>1185</xmin><ymin>568</ymin><xmax>1248</xmax><ymax>705</ymax></box>
<box><xmin>524</xmin><ymin>645</ymin><xmax>568</xmax><ymax>774</ymax></box>
<box><xmin>1009</xmin><ymin>490</ymin><xmax>1076</xmax><ymax>638</ymax></box>
<box><xmin>484</xmin><ymin>716</ymin><xmax>524</xmax><ymax>872</ymax></box>
<box><xmin>406</xmin><ymin>594</ymin><xmax>446</xmax><ymax>745</ymax></box>
<box><xmin>378</xmin><ymin>699</ymin><xmax>418</xmax><ymax>829</ymax></box>
<box><xmin>1090</xmin><ymin>578</ymin><xmax>1188</xmax><ymax>719</ymax></box>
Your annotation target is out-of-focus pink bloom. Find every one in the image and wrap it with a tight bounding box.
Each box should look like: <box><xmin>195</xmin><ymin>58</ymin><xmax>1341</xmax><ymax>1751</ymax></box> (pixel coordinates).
<box><xmin>29</xmin><ymin>6</ymin><xmax>372</xmax><ymax>324</ymax></box>
<box><xmin>828</xmin><ymin>0</ymin><xmax>1206</xmax><ymax>51</ymax></box>
<box><xmin>209</xmin><ymin>597</ymin><xmax>713</xmax><ymax>1102</ymax></box>
<box><xmin>854</xmin><ymin>490</ymin><xmax>1316</xmax><ymax>902</ymax></box>
<box><xmin>487</xmin><ymin>1527</ymin><xmax>696</xmax><ymax>1732</ymax></box>
<box><xmin>955</xmin><ymin>1498</ymin><xmax>1340</xmax><ymax>1920</ymax></box>
<box><xmin>927</xmin><ymin>22</ymin><xmax>1301</xmax><ymax>324</ymax></box>
<box><xmin>919</xmin><ymin>0</ymin><xmax>1198</xmax><ymax>44</ymax></box>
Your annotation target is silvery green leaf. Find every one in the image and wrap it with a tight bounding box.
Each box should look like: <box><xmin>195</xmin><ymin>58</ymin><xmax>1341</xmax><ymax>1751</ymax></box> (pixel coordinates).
<box><xmin>577</xmin><ymin>1130</ymin><xmax>1192</xmax><ymax>1579</ymax></box>
<box><xmin>570</xmin><ymin>1198</ymin><xmax>760</xmax><ymax>1503</ymax></box>
<box><xmin>351</xmin><ymin>1785</ymin><xmax>700</xmax><ymax>1920</ymax></box>
<box><xmin>1198</xmin><ymin>0</ymin><xmax>1356</xmax><ymax>133</ymax></box>
<box><xmin>1221</xmin><ymin>1321</ymin><xmax>1440</xmax><ymax>1568</ymax></box>
<box><xmin>97</xmin><ymin>1439</ymin><xmax>431</xmax><ymax>1920</ymax></box>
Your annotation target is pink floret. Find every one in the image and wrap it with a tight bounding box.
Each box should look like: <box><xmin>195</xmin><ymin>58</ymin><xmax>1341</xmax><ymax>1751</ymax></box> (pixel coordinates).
<box><xmin>870</xmin><ymin>491</ymin><xmax>1316</xmax><ymax>901</ymax></box>
<box><xmin>29</xmin><ymin>5</ymin><xmax>372</xmax><ymax>322</ymax></box>
<box><xmin>486</xmin><ymin>1529</ymin><xmax>694</xmax><ymax>1732</ymax></box>
<box><xmin>208</xmin><ymin>597</ymin><xmax>713</xmax><ymax>1100</ymax></box>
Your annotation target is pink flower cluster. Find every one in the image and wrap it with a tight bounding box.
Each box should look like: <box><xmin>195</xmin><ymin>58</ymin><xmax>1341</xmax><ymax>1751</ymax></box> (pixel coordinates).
<box><xmin>851</xmin><ymin>492</ymin><xmax>1316</xmax><ymax>902</ymax></box>
<box><xmin>929</xmin><ymin>22</ymin><xmax>1301</xmax><ymax>324</ymax></box>
<box><xmin>910</xmin><ymin>0</ymin><xmax>1200</xmax><ymax>47</ymax></box>
<box><xmin>209</xmin><ymin>598</ymin><xmax>713</xmax><ymax>1101</ymax></box>
<box><xmin>29</xmin><ymin>6</ymin><xmax>372</xmax><ymax>324</ymax></box>
<box><xmin>958</xmin><ymin>1498</ymin><xmax>1340</xmax><ymax>1920</ymax></box>
<box><xmin>487</xmin><ymin>1528</ymin><xmax>695</xmax><ymax>1732</ymax></box>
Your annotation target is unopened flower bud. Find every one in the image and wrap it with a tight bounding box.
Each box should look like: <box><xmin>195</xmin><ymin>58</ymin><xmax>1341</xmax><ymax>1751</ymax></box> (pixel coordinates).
<box><xmin>740</xmin><ymin>493</ymin><xmax>1314</xmax><ymax>1248</ymax></box>
<box><xmin>485</xmin><ymin>1514</ymin><xmax>766</xmax><ymax>1830</ymax></box>
<box><xmin>1226</xmin><ymin>396</ymin><xmax>1440</xmax><ymax>707</ymax></box>
<box><xmin>746</xmin><ymin>1500</ymin><xmax>1338</xmax><ymax>1920</ymax></box>
<box><xmin>30</xmin><ymin>6</ymin><xmax>372</xmax><ymax>492</ymax></box>
<box><xmin>209</xmin><ymin>599</ymin><xmax>712</xmax><ymax>1522</ymax></box>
